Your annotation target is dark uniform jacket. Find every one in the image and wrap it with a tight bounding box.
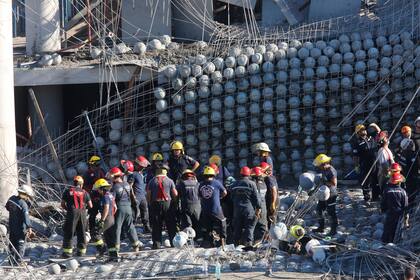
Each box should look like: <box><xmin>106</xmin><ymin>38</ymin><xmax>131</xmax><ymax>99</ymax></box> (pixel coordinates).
<box><xmin>6</xmin><ymin>195</ymin><xmax>31</xmax><ymax>235</ymax></box>
<box><xmin>112</xmin><ymin>182</ymin><xmax>133</xmax><ymax>206</ymax></box>
<box><xmin>132</xmin><ymin>171</ymin><xmax>147</xmax><ymax>200</ymax></box>
<box><xmin>147</xmin><ymin>175</ymin><xmax>176</xmax><ymax>202</ymax></box>
<box><xmin>177</xmin><ymin>179</ymin><xmax>200</xmax><ymax>209</ymax></box>
<box><xmin>381</xmin><ymin>185</ymin><xmax>408</xmax><ymax>214</ymax></box>
<box><xmin>264</xmin><ymin>175</ymin><xmax>278</xmax><ymax>203</ymax></box>
<box><xmin>230</xmin><ymin>177</ymin><xmax>261</xmax><ymax>212</ymax></box>
<box><xmin>351</xmin><ymin>136</ymin><xmax>376</xmax><ymax>164</ymax></box>
<box><xmin>168</xmin><ymin>155</ymin><xmax>197</xmax><ymax>182</ymax></box>
<box><xmin>62</xmin><ymin>186</ymin><xmax>91</xmax><ymax>210</ymax></box>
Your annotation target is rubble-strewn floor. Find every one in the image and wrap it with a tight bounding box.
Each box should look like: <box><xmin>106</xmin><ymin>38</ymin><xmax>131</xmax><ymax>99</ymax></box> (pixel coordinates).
<box><xmin>0</xmin><ymin>184</ymin><xmax>415</xmax><ymax>279</ymax></box>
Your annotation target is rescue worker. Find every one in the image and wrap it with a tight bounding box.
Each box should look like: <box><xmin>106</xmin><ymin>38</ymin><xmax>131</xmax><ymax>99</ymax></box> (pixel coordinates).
<box><xmin>145</xmin><ymin>152</ymin><xmax>164</xmax><ymax>184</ymax></box>
<box><xmin>119</xmin><ymin>160</ymin><xmax>138</xmax><ymax>220</ymax></box>
<box><xmin>254</xmin><ymin>142</ymin><xmax>275</xmax><ymax>172</ymax></box>
<box><xmin>230</xmin><ymin>166</ymin><xmax>261</xmax><ymax>247</ymax></box>
<box><xmin>109</xmin><ymin>167</ymin><xmax>141</xmax><ymax>253</ymax></box>
<box><xmin>209</xmin><ymin>155</ymin><xmax>233</xmax><ymax>185</ymax></box>
<box><xmin>83</xmin><ymin>155</ymin><xmax>106</xmax><ymax>247</ymax></box>
<box><xmin>61</xmin><ymin>176</ymin><xmax>93</xmax><ymax>258</ymax></box>
<box><xmin>92</xmin><ymin>179</ymin><xmax>117</xmax><ymax>259</ymax></box>
<box><xmin>176</xmin><ymin>169</ymin><xmax>201</xmax><ymax>234</ymax></box>
<box><xmin>312</xmin><ymin>154</ymin><xmax>338</xmax><ymax>236</ymax></box>
<box><xmin>251</xmin><ymin>166</ymin><xmax>268</xmax><ymax>244</ymax></box>
<box><xmin>399</xmin><ymin>139</ymin><xmax>417</xmax><ymax>203</ymax></box>
<box><xmin>381</xmin><ymin>172</ymin><xmax>408</xmax><ymax>243</ymax></box>
<box><xmin>260</xmin><ymin>162</ymin><xmax>278</xmax><ymax>229</ymax></box>
<box><xmin>412</xmin><ymin>117</ymin><xmax>420</xmax><ymax>198</ymax></box>
<box><xmin>133</xmin><ymin>155</ymin><xmax>151</xmax><ymax>233</ymax></box>
<box><xmin>5</xmin><ymin>184</ymin><xmax>34</xmax><ymax>265</ymax></box>
<box><xmin>198</xmin><ymin>166</ymin><xmax>227</xmax><ymax>248</ymax></box>
<box><xmin>168</xmin><ymin>141</ymin><xmax>200</xmax><ymax>183</ymax></box>
<box><xmin>351</xmin><ymin>124</ymin><xmax>378</xmax><ymax>201</ymax></box>
<box><xmin>401</xmin><ymin>125</ymin><xmax>412</xmax><ymax>139</ymax></box>
<box><xmin>376</xmin><ymin>131</ymin><xmax>395</xmax><ymax>192</ymax></box>
<box><xmin>146</xmin><ymin>164</ymin><xmax>178</xmax><ymax>249</ymax></box>
<box><xmin>278</xmin><ymin>225</ymin><xmax>307</xmax><ymax>254</ymax></box>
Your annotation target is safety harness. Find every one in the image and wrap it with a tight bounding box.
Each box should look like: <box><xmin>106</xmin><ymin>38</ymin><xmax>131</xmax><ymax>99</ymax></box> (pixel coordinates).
<box><xmin>156</xmin><ymin>176</ymin><xmax>169</xmax><ymax>201</ymax></box>
<box><xmin>70</xmin><ymin>187</ymin><xmax>85</xmax><ymax>209</ymax></box>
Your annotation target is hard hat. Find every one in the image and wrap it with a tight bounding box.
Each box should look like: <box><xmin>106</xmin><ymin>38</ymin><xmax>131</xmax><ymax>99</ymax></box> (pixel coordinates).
<box><xmin>240</xmin><ymin>166</ymin><xmax>251</xmax><ymax>176</ymax></box>
<box><xmin>88</xmin><ymin>155</ymin><xmax>101</xmax><ymax>165</ymax></box>
<box><xmin>209</xmin><ymin>163</ymin><xmax>219</xmax><ymax>173</ymax></box>
<box><xmin>401</xmin><ymin>126</ymin><xmax>412</xmax><ymax>135</ymax></box>
<box><xmin>73</xmin><ymin>175</ymin><xmax>84</xmax><ymax>186</ymax></box>
<box><xmin>251</xmin><ymin>166</ymin><xmax>263</xmax><ymax>177</ymax></box>
<box><xmin>256</xmin><ymin>142</ymin><xmax>271</xmax><ymax>152</ymax></box>
<box><xmin>389</xmin><ymin>172</ymin><xmax>405</xmax><ymax>185</ymax></box>
<box><xmin>313</xmin><ymin>154</ymin><xmax>331</xmax><ymax>167</ymax></box>
<box><xmin>152</xmin><ymin>152</ymin><xmax>164</xmax><ymax>161</ymax></box>
<box><xmin>17</xmin><ymin>184</ymin><xmax>35</xmax><ymax>197</ymax></box>
<box><xmin>400</xmin><ymin>138</ymin><xmax>414</xmax><ymax>151</ymax></box>
<box><xmin>260</xmin><ymin>162</ymin><xmax>272</xmax><ymax>171</ymax></box>
<box><xmin>203</xmin><ymin>166</ymin><xmax>216</xmax><ymax>176</ymax></box>
<box><xmin>135</xmin><ymin>155</ymin><xmax>150</xmax><ymax>168</ymax></box>
<box><xmin>170</xmin><ymin>141</ymin><xmax>184</xmax><ymax>151</ymax></box>
<box><xmin>182</xmin><ymin>169</ymin><xmax>195</xmax><ymax>177</ymax></box>
<box><xmin>209</xmin><ymin>155</ymin><xmax>221</xmax><ymax>166</ymax></box>
<box><xmin>120</xmin><ymin>160</ymin><xmax>134</xmax><ymax>174</ymax></box>
<box><xmin>317</xmin><ymin>185</ymin><xmax>330</xmax><ymax>201</ymax></box>
<box><xmin>389</xmin><ymin>162</ymin><xmax>402</xmax><ymax>173</ymax></box>
<box><xmin>375</xmin><ymin>131</ymin><xmax>388</xmax><ymax>143</ymax></box>
<box><xmin>355</xmin><ymin>124</ymin><xmax>366</xmax><ymax>134</ymax></box>
<box><xmin>290</xmin><ymin>225</ymin><xmax>305</xmax><ymax>240</ymax></box>
<box><xmin>93</xmin><ymin>178</ymin><xmax>111</xmax><ymax>190</ymax></box>
<box><xmin>415</xmin><ymin>116</ymin><xmax>420</xmax><ymax>125</ymax></box>
<box><xmin>108</xmin><ymin>167</ymin><xmax>123</xmax><ymax>178</ymax></box>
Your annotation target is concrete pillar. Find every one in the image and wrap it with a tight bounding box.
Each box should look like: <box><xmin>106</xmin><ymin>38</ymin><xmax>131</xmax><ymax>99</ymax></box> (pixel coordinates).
<box><xmin>25</xmin><ymin>0</ymin><xmax>61</xmax><ymax>55</ymax></box>
<box><xmin>28</xmin><ymin>86</ymin><xmax>64</xmax><ymax>145</ymax></box>
<box><xmin>0</xmin><ymin>0</ymin><xmax>18</xmax><ymax>204</ymax></box>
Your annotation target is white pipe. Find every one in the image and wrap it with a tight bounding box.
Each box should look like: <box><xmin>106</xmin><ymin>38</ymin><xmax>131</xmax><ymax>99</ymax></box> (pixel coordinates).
<box><xmin>0</xmin><ymin>0</ymin><xmax>18</xmax><ymax>205</ymax></box>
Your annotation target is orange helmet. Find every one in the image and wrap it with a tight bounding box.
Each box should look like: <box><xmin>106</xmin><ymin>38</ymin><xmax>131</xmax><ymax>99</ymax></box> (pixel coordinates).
<box><xmin>401</xmin><ymin>126</ymin><xmax>412</xmax><ymax>135</ymax></box>
<box><xmin>73</xmin><ymin>175</ymin><xmax>84</xmax><ymax>186</ymax></box>
<box><xmin>240</xmin><ymin>166</ymin><xmax>251</xmax><ymax>176</ymax></box>
<box><xmin>389</xmin><ymin>162</ymin><xmax>402</xmax><ymax>173</ymax></box>
<box><xmin>389</xmin><ymin>173</ymin><xmax>405</xmax><ymax>185</ymax></box>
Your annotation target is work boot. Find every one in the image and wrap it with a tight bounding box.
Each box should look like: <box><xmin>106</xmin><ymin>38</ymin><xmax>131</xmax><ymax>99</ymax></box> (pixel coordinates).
<box><xmin>108</xmin><ymin>251</ymin><xmax>119</xmax><ymax>263</ymax></box>
<box><xmin>97</xmin><ymin>245</ymin><xmax>106</xmax><ymax>256</ymax></box>
<box><xmin>152</xmin><ymin>242</ymin><xmax>161</xmax><ymax>250</ymax></box>
<box><xmin>61</xmin><ymin>252</ymin><xmax>72</xmax><ymax>259</ymax></box>
<box><xmin>76</xmin><ymin>251</ymin><xmax>86</xmax><ymax>257</ymax></box>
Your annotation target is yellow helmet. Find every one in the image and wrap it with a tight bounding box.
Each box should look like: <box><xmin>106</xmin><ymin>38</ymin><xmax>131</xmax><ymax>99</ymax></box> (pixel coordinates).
<box><xmin>152</xmin><ymin>152</ymin><xmax>164</xmax><ymax>161</ymax></box>
<box><xmin>203</xmin><ymin>166</ymin><xmax>216</xmax><ymax>176</ymax></box>
<box><xmin>313</xmin><ymin>154</ymin><xmax>332</xmax><ymax>167</ymax></box>
<box><xmin>209</xmin><ymin>155</ymin><xmax>221</xmax><ymax>166</ymax></box>
<box><xmin>355</xmin><ymin>124</ymin><xmax>366</xmax><ymax>134</ymax></box>
<box><xmin>290</xmin><ymin>225</ymin><xmax>305</xmax><ymax>240</ymax></box>
<box><xmin>88</xmin><ymin>155</ymin><xmax>101</xmax><ymax>165</ymax></box>
<box><xmin>93</xmin><ymin>178</ymin><xmax>111</xmax><ymax>190</ymax></box>
<box><xmin>170</xmin><ymin>141</ymin><xmax>184</xmax><ymax>151</ymax></box>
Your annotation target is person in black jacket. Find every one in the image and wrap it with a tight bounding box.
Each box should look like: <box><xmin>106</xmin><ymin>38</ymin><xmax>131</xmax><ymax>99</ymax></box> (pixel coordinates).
<box><xmin>6</xmin><ymin>184</ymin><xmax>34</xmax><ymax>265</ymax></box>
<box><xmin>381</xmin><ymin>173</ymin><xmax>408</xmax><ymax>243</ymax></box>
<box><xmin>176</xmin><ymin>169</ymin><xmax>201</xmax><ymax>234</ymax></box>
<box><xmin>167</xmin><ymin>141</ymin><xmax>199</xmax><ymax>183</ymax></box>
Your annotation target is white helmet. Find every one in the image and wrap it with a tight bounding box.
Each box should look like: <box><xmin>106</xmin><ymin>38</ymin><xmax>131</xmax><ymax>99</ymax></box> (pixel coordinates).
<box><xmin>400</xmin><ymin>138</ymin><xmax>414</xmax><ymax>151</ymax></box>
<box><xmin>255</xmin><ymin>142</ymin><xmax>271</xmax><ymax>152</ymax></box>
<box><xmin>317</xmin><ymin>185</ymin><xmax>330</xmax><ymax>201</ymax></box>
<box><xmin>17</xmin><ymin>184</ymin><xmax>34</xmax><ymax>197</ymax></box>
<box><xmin>415</xmin><ymin>116</ymin><xmax>420</xmax><ymax>125</ymax></box>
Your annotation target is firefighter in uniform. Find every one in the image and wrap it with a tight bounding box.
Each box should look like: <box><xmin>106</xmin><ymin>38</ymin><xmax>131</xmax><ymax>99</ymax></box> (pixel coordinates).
<box><xmin>92</xmin><ymin>179</ymin><xmax>117</xmax><ymax>259</ymax></box>
<box><xmin>251</xmin><ymin>166</ymin><xmax>268</xmax><ymax>244</ymax></box>
<box><xmin>146</xmin><ymin>164</ymin><xmax>178</xmax><ymax>249</ymax></box>
<box><xmin>198</xmin><ymin>166</ymin><xmax>227</xmax><ymax>248</ymax></box>
<box><xmin>230</xmin><ymin>166</ymin><xmax>261</xmax><ymax>247</ymax></box>
<box><xmin>61</xmin><ymin>176</ymin><xmax>93</xmax><ymax>258</ymax></box>
<box><xmin>168</xmin><ymin>141</ymin><xmax>200</xmax><ymax>183</ymax></box>
<box><xmin>83</xmin><ymin>155</ymin><xmax>106</xmax><ymax>246</ymax></box>
<box><xmin>260</xmin><ymin>162</ymin><xmax>278</xmax><ymax>229</ymax></box>
<box><xmin>381</xmin><ymin>173</ymin><xmax>408</xmax><ymax>243</ymax></box>
<box><xmin>312</xmin><ymin>154</ymin><xmax>338</xmax><ymax>236</ymax></box>
<box><xmin>109</xmin><ymin>167</ymin><xmax>141</xmax><ymax>253</ymax></box>
<box><xmin>351</xmin><ymin>124</ymin><xmax>378</xmax><ymax>201</ymax></box>
<box><xmin>133</xmin><ymin>155</ymin><xmax>152</xmax><ymax>233</ymax></box>
<box><xmin>6</xmin><ymin>184</ymin><xmax>34</xmax><ymax>265</ymax></box>
<box><xmin>176</xmin><ymin>169</ymin><xmax>201</xmax><ymax>234</ymax></box>
<box><xmin>376</xmin><ymin>131</ymin><xmax>395</xmax><ymax>193</ymax></box>
<box><xmin>146</xmin><ymin>152</ymin><xmax>164</xmax><ymax>184</ymax></box>
<box><xmin>119</xmin><ymin>159</ymin><xmax>138</xmax><ymax>222</ymax></box>
<box><xmin>278</xmin><ymin>225</ymin><xmax>308</xmax><ymax>255</ymax></box>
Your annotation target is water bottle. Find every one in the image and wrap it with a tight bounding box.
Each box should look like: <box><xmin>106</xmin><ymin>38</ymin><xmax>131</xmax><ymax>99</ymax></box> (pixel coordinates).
<box><xmin>215</xmin><ymin>261</ymin><xmax>221</xmax><ymax>280</ymax></box>
<box><xmin>202</xmin><ymin>260</ymin><xmax>208</xmax><ymax>276</ymax></box>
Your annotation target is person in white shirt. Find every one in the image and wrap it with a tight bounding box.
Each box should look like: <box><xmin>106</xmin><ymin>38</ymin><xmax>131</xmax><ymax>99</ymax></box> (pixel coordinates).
<box><xmin>376</xmin><ymin>131</ymin><xmax>395</xmax><ymax>192</ymax></box>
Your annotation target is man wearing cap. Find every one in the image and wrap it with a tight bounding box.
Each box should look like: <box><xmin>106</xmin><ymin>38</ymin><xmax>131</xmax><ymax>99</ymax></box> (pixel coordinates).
<box><xmin>133</xmin><ymin>156</ymin><xmax>152</xmax><ymax>233</ymax></box>
<box><xmin>168</xmin><ymin>141</ymin><xmax>200</xmax><ymax>184</ymax></box>
<box><xmin>255</xmin><ymin>143</ymin><xmax>275</xmax><ymax>174</ymax></box>
<box><xmin>176</xmin><ymin>169</ymin><xmax>201</xmax><ymax>234</ymax></box>
<box><xmin>260</xmin><ymin>162</ymin><xmax>278</xmax><ymax>229</ymax></box>
<box><xmin>6</xmin><ymin>184</ymin><xmax>34</xmax><ymax>265</ymax></box>
<box><xmin>147</xmin><ymin>164</ymin><xmax>178</xmax><ymax>249</ymax></box>
<box><xmin>230</xmin><ymin>166</ymin><xmax>261</xmax><ymax>247</ymax></box>
<box><xmin>381</xmin><ymin>173</ymin><xmax>408</xmax><ymax>243</ymax></box>
<box><xmin>351</xmin><ymin>124</ymin><xmax>378</xmax><ymax>201</ymax></box>
<box><xmin>146</xmin><ymin>152</ymin><xmax>164</xmax><ymax>184</ymax></box>
<box><xmin>198</xmin><ymin>166</ymin><xmax>227</xmax><ymax>248</ymax></box>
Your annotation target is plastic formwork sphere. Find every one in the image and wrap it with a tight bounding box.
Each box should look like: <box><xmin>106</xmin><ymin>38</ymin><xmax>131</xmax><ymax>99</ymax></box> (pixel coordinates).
<box><xmin>328</xmin><ymin>64</ymin><xmax>340</xmax><ymax>76</ymax></box>
<box><xmin>251</xmin><ymin>53</ymin><xmax>263</xmax><ymax>64</ymax></box>
<box><xmin>354</xmin><ymin>74</ymin><xmax>366</xmax><ymax>87</ymax></box>
<box><xmin>237</xmin><ymin>78</ymin><xmax>250</xmax><ymax>91</ymax></box>
<box><xmin>355</xmin><ymin>50</ymin><xmax>366</xmax><ymax>61</ymax></box>
<box><xmin>276</xmin><ymin>85</ymin><xmax>287</xmax><ymax>97</ymax></box>
<box><xmin>298</xmin><ymin>47</ymin><xmax>310</xmax><ymax>59</ymax></box>
<box><xmin>339</xmin><ymin>43</ymin><xmax>351</xmax><ymax>54</ymax></box>
<box><xmin>109</xmin><ymin>129</ymin><xmax>121</xmax><ymax>142</ymax></box>
<box><xmin>235</xmin><ymin>66</ymin><xmax>246</xmax><ymax>77</ymax></box>
<box><xmin>287</xmin><ymin>47</ymin><xmax>298</xmax><ymax>58</ymax></box>
<box><xmin>223</xmin><ymin>109</ymin><xmax>235</xmax><ymax>120</ymax></box>
<box><xmin>355</xmin><ymin>61</ymin><xmax>366</xmax><ymax>73</ymax></box>
<box><xmin>228</xmin><ymin>46</ymin><xmax>241</xmax><ymax>57</ymax></box>
<box><xmin>303</xmin><ymin>68</ymin><xmax>315</xmax><ymax>80</ymax></box>
<box><xmin>250</xmin><ymin>75</ymin><xmax>262</xmax><ymax>87</ymax></box>
<box><xmin>250</xmin><ymin>103</ymin><xmax>260</xmax><ymax>115</ymax></box>
<box><xmin>276</xmin><ymin>71</ymin><xmax>288</xmax><ymax>82</ymax></box>
<box><xmin>289</xmin><ymin>57</ymin><xmax>301</xmax><ymax>68</ymax></box>
<box><xmin>351</xmin><ymin>40</ymin><xmax>362</xmax><ymax>52</ymax></box>
<box><xmin>122</xmin><ymin>133</ymin><xmax>134</xmax><ymax>145</ymax></box>
<box><xmin>382</xmin><ymin>45</ymin><xmax>393</xmax><ymax>57</ymax></box>
<box><xmin>262</xmin><ymin>87</ymin><xmax>274</xmax><ymax>99</ymax></box>
<box><xmin>316</xmin><ymin>80</ymin><xmax>327</xmax><ymax>91</ymax></box>
<box><xmin>223</xmin><ymin>67</ymin><xmax>235</xmax><ymax>80</ymax></box>
<box><xmin>290</xmin><ymin>69</ymin><xmax>301</xmax><ymax>80</ymax></box>
<box><xmin>276</xmin><ymin>59</ymin><xmax>288</xmax><ymax>70</ymax></box>
<box><xmin>156</xmin><ymin>99</ymin><xmax>167</xmax><ymax>112</ymax></box>
<box><xmin>264</xmin><ymin>51</ymin><xmax>275</xmax><ymax>62</ymax></box>
<box><xmin>224</xmin><ymin>81</ymin><xmax>237</xmax><ymax>93</ymax></box>
<box><xmin>304</xmin><ymin>57</ymin><xmax>316</xmax><ymax>68</ymax></box>
<box><xmin>191</xmin><ymin>64</ymin><xmax>202</xmax><ymax>77</ymax></box>
<box><xmin>212</xmin><ymin>83</ymin><xmax>224</xmax><ymax>96</ymax></box>
<box><xmin>236</xmin><ymin>106</ymin><xmax>248</xmax><ymax>118</ymax></box>
<box><xmin>199</xmin><ymin>75</ymin><xmax>210</xmax><ymax>87</ymax></box>
<box><xmin>275</xmin><ymin>49</ymin><xmax>287</xmax><ymax>60</ymax></box>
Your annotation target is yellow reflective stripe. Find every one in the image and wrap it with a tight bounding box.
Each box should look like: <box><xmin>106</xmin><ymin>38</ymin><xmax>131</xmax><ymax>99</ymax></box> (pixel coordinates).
<box><xmin>94</xmin><ymin>239</ymin><xmax>104</xmax><ymax>246</ymax></box>
<box><xmin>63</xmin><ymin>248</ymin><xmax>73</xmax><ymax>253</ymax></box>
<box><xmin>115</xmin><ymin>244</ymin><xmax>120</xmax><ymax>250</ymax></box>
<box><xmin>290</xmin><ymin>225</ymin><xmax>304</xmax><ymax>240</ymax></box>
<box><xmin>78</xmin><ymin>248</ymin><xmax>87</xmax><ymax>254</ymax></box>
<box><xmin>108</xmin><ymin>247</ymin><xmax>118</xmax><ymax>252</ymax></box>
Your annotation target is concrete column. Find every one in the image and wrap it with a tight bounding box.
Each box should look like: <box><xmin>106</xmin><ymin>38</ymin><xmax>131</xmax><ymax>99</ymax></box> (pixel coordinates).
<box><xmin>0</xmin><ymin>0</ymin><xmax>18</xmax><ymax>204</ymax></box>
<box><xmin>28</xmin><ymin>86</ymin><xmax>64</xmax><ymax>145</ymax></box>
<box><xmin>25</xmin><ymin>0</ymin><xmax>61</xmax><ymax>55</ymax></box>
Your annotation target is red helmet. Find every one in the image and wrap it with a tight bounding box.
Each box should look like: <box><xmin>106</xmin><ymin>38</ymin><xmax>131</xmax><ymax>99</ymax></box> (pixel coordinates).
<box><xmin>108</xmin><ymin>167</ymin><xmax>123</xmax><ymax>178</ymax></box>
<box><xmin>240</xmin><ymin>166</ymin><xmax>251</xmax><ymax>176</ymax></box>
<box><xmin>389</xmin><ymin>172</ymin><xmax>405</xmax><ymax>185</ymax></box>
<box><xmin>251</xmin><ymin>166</ymin><xmax>263</xmax><ymax>177</ymax></box>
<box><xmin>260</xmin><ymin>162</ymin><xmax>271</xmax><ymax>171</ymax></box>
<box><xmin>209</xmin><ymin>163</ymin><xmax>219</xmax><ymax>174</ymax></box>
<box><xmin>135</xmin><ymin>155</ymin><xmax>150</xmax><ymax>168</ymax></box>
<box><xmin>120</xmin><ymin>160</ymin><xmax>134</xmax><ymax>174</ymax></box>
<box><xmin>389</xmin><ymin>162</ymin><xmax>402</xmax><ymax>173</ymax></box>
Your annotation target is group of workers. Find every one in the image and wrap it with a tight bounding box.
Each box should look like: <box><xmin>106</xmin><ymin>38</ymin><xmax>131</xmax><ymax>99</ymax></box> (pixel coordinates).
<box><xmin>4</xmin><ymin>116</ymin><xmax>419</xmax><ymax>264</ymax></box>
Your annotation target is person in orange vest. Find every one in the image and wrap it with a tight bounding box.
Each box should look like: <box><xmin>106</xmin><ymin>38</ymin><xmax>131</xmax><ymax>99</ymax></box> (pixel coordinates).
<box><xmin>61</xmin><ymin>176</ymin><xmax>93</xmax><ymax>258</ymax></box>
